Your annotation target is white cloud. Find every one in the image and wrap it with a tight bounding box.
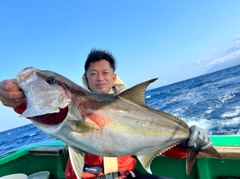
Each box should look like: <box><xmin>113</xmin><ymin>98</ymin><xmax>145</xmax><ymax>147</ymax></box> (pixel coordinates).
<box><xmin>234</xmin><ymin>40</ymin><xmax>240</xmax><ymax>44</ymax></box>
<box><xmin>234</xmin><ymin>34</ymin><xmax>240</xmax><ymax>44</ymax></box>
<box><xmin>203</xmin><ymin>33</ymin><xmax>240</xmax><ymax>67</ymax></box>
<box><xmin>197</xmin><ymin>57</ymin><xmax>209</xmax><ymax>64</ymax></box>
<box><xmin>206</xmin><ymin>49</ymin><xmax>240</xmax><ymax>67</ymax></box>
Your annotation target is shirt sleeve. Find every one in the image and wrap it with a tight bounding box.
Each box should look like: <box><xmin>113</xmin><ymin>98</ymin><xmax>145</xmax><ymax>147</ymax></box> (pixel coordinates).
<box><xmin>14</xmin><ymin>101</ymin><xmax>27</xmax><ymax>114</ymax></box>
<box><xmin>162</xmin><ymin>145</ymin><xmax>188</xmax><ymax>158</ymax></box>
<box><xmin>65</xmin><ymin>159</ymin><xmax>78</xmax><ymax>179</ymax></box>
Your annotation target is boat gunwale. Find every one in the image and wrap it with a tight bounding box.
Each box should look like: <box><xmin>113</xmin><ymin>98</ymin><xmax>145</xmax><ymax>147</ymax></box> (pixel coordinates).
<box><xmin>0</xmin><ymin>135</ymin><xmax>239</xmax><ymax>165</ymax></box>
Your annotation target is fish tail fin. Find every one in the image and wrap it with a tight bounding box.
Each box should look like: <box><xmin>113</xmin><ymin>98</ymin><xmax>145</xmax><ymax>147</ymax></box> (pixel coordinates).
<box><xmin>186</xmin><ymin>146</ymin><xmax>222</xmax><ymax>175</ymax></box>
<box><xmin>200</xmin><ymin>146</ymin><xmax>222</xmax><ymax>160</ymax></box>
<box><xmin>186</xmin><ymin>148</ymin><xmax>199</xmax><ymax>175</ymax></box>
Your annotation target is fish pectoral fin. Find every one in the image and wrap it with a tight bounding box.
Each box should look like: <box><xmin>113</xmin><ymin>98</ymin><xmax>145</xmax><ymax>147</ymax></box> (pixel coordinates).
<box><xmin>68</xmin><ymin>145</ymin><xmax>85</xmax><ymax>179</ymax></box>
<box><xmin>68</xmin><ymin>120</ymin><xmax>100</xmax><ymax>133</ymax></box>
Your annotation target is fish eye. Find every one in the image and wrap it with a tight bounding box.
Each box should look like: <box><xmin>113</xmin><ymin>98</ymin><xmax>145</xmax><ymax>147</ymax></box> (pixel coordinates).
<box><xmin>46</xmin><ymin>76</ymin><xmax>56</xmax><ymax>84</ymax></box>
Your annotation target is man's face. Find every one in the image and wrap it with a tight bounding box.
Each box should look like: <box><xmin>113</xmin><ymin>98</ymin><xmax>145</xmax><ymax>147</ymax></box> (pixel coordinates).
<box><xmin>86</xmin><ymin>59</ymin><xmax>116</xmax><ymax>94</ymax></box>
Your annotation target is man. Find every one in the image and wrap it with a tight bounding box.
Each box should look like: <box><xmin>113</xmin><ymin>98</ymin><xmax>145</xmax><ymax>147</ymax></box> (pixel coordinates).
<box><xmin>0</xmin><ymin>49</ymin><xmax>212</xmax><ymax>179</ymax></box>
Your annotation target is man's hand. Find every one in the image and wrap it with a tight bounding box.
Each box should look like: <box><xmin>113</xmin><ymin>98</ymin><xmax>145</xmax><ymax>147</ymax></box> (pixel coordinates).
<box><xmin>188</xmin><ymin>125</ymin><xmax>212</xmax><ymax>150</ymax></box>
<box><xmin>0</xmin><ymin>79</ymin><xmax>25</xmax><ymax>108</ymax></box>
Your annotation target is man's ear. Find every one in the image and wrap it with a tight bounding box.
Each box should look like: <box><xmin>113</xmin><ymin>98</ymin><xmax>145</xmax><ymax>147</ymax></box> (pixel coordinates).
<box><xmin>83</xmin><ymin>73</ymin><xmax>91</xmax><ymax>91</ymax></box>
<box><xmin>113</xmin><ymin>73</ymin><xmax>117</xmax><ymax>82</ymax></box>
<box><xmin>84</xmin><ymin>74</ymin><xmax>88</xmax><ymax>83</ymax></box>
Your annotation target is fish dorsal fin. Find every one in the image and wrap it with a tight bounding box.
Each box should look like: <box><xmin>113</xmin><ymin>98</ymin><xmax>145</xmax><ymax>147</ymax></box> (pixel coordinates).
<box><xmin>118</xmin><ymin>78</ymin><xmax>158</xmax><ymax>108</ymax></box>
<box><xmin>136</xmin><ymin>142</ymin><xmax>179</xmax><ymax>174</ymax></box>
<box><xmin>118</xmin><ymin>78</ymin><xmax>188</xmax><ymax>129</ymax></box>
<box><xmin>68</xmin><ymin>145</ymin><xmax>85</xmax><ymax>179</ymax></box>
<box><xmin>150</xmin><ymin>109</ymin><xmax>189</xmax><ymax>129</ymax></box>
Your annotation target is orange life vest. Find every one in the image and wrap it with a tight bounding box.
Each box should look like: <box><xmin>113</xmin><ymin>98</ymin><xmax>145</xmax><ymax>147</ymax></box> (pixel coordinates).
<box><xmin>65</xmin><ymin>154</ymin><xmax>136</xmax><ymax>179</ymax></box>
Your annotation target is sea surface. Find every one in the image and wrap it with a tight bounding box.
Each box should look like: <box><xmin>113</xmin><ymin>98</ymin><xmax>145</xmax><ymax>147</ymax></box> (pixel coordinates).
<box><xmin>1</xmin><ymin>64</ymin><xmax>240</xmax><ymax>155</ymax></box>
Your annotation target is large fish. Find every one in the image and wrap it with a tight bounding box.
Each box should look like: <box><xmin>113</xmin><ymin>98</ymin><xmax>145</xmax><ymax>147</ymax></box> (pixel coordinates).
<box><xmin>16</xmin><ymin>67</ymin><xmax>221</xmax><ymax>178</ymax></box>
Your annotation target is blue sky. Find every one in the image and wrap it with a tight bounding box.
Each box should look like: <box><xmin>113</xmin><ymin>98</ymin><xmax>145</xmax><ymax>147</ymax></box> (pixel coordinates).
<box><xmin>1</xmin><ymin>0</ymin><xmax>240</xmax><ymax>131</ymax></box>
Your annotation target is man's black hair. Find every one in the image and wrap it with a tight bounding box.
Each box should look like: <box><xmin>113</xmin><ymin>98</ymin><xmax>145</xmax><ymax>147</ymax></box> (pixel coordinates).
<box><xmin>84</xmin><ymin>49</ymin><xmax>116</xmax><ymax>72</ymax></box>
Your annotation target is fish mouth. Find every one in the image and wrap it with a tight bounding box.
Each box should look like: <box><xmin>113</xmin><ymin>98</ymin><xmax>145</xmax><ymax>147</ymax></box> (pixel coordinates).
<box><xmin>28</xmin><ymin>106</ymin><xmax>68</xmax><ymax>125</ymax></box>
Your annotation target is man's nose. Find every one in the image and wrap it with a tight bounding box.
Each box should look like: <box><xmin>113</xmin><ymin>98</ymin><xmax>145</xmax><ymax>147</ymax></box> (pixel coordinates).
<box><xmin>96</xmin><ymin>73</ymin><xmax>104</xmax><ymax>80</ymax></box>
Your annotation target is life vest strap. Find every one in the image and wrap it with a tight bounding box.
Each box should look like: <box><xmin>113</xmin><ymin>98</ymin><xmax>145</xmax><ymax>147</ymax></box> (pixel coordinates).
<box><xmin>103</xmin><ymin>157</ymin><xmax>118</xmax><ymax>174</ymax></box>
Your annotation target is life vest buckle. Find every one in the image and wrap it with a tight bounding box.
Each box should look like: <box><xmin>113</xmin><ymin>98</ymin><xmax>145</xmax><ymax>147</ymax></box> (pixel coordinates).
<box><xmin>94</xmin><ymin>172</ymin><xmax>120</xmax><ymax>179</ymax></box>
<box><xmin>94</xmin><ymin>170</ymin><xmax>135</xmax><ymax>179</ymax></box>
<box><xmin>104</xmin><ymin>173</ymin><xmax>119</xmax><ymax>179</ymax></box>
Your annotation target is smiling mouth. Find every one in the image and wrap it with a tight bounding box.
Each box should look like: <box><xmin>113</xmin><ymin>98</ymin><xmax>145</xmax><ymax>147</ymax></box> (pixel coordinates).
<box><xmin>28</xmin><ymin>107</ymin><xmax>68</xmax><ymax>125</ymax></box>
<box><xmin>96</xmin><ymin>84</ymin><xmax>106</xmax><ymax>87</ymax></box>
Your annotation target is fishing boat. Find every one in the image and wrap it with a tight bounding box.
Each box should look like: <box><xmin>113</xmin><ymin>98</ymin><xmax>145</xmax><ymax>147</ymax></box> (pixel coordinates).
<box><xmin>0</xmin><ymin>135</ymin><xmax>239</xmax><ymax>179</ymax></box>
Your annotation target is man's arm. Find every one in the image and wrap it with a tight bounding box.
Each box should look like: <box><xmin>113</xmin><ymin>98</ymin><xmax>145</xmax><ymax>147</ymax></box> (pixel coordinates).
<box><xmin>163</xmin><ymin>125</ymin><xmax>212</xmax><ymax>158</ymax></box>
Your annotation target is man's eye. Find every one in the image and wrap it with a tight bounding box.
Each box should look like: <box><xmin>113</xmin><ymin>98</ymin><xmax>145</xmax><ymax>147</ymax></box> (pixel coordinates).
<box><xmin>46</xmin><ymin>76</ymin><xmax>56</xmax><ymax>84</ymax></box>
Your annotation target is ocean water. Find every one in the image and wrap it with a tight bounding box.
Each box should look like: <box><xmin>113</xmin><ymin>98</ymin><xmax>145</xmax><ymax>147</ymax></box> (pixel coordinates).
<box><xmin>1</xmin><ymin>64</ymin><xmax>240</xmax><ymax>155</ymax></box>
